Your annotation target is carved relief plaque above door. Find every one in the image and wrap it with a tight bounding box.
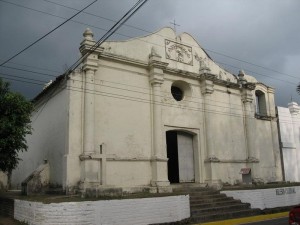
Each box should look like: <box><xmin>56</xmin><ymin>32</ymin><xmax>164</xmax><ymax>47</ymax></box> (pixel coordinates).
<box><xmin>165</xmin><ymin>39</ymin><xmax>193</xmax><ymax>65</ymax></box>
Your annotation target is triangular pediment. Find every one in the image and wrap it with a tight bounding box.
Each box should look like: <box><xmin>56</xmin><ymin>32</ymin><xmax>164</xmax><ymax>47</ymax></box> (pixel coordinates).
<box><xmin>101</xmin><ymin>27</ymin><xmax>257</xmax><ymax>84</ymax></box>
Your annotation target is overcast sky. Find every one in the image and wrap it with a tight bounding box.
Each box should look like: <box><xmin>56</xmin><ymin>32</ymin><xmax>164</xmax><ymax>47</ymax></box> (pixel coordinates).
<box><xmin>0</xmin><ymin>0</ymin><xmax>300</xmax><ymax>107</ymax></box>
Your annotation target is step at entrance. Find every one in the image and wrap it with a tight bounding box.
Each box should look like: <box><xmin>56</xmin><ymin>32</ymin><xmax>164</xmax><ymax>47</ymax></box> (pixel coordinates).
<box><xmin>172</xmin><ymin>185</ymin><xmax>261</xmax><ymax>224</ymax></box>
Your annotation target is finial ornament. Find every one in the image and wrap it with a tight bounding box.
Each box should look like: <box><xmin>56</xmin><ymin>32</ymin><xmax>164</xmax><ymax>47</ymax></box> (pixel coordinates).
<box><xmin>83</xmin><ymin>28</ymin><xmax>94</xmax><ymax>41</ymax></box>
<box><xmin>238</xmin><ymin>70</ymin><xmax>247</xmax><ymax>85</ymax></box>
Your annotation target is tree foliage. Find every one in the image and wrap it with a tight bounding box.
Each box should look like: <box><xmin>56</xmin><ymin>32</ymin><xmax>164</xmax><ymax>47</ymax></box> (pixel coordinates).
<box><xmin>0</xmin><ymin>79</ymin><xmax>33</xmax><ymax>172</ymax></box>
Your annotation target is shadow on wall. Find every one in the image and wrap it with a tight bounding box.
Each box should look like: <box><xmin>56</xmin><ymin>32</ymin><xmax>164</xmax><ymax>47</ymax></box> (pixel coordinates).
<box><xmin>21</xmin><ymin>161</ymin><xmax>50</xmax><ymax>195</ymax></box>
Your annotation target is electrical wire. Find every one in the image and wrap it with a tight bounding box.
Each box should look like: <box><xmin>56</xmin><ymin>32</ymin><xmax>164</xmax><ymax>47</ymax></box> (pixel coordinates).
<box><xmin>30</xmin><ymin>80</ymin><xmax>265</xmax><ymax>123</ymax></box>
<box><xmin>1</xmin><ymin>0</ymin><xmax>298</xmax><ymax>111</ymax></box>
<box><xmin>0</xmin><ymin>0</ymin><xmax>98</xmax><ymax>67</ymax></box>
<box><xmin>0</xmin><ymin>76</ymin><xmax>45</xmax><ymax>86</ymax></box>
<box><xmin>0</xmin><ymin>60</ymin><xmax>62</xmax><ymax>74</ymax></box>
<box><xmin>1</xmin><ymin>0</ymin><xmax>298</xmax><ymax>80</ymax></box>
<box><xmin>0</xmin><ymin>72</ymin><xmax>47</xmax><ymax>83</ymax></box>
<box><xmin>1</xmin><ymin>65</ymin><xmax>57</xmax><ymax>78</ymax></box>
<box><xmin>41</xmin><ymin>0</ymin><xmax>300</xmax><ymax>80</ymax></box>
<box><xmin>0</xmin><ymin>62</ymin><xmax>294</xmax><ymax>112</ymax></box>
<box><xmin>30</xmin><ymin>0</ymin><xmax>149</xmax><ymax>123</ymax></box>
<box><xmin>64</xmin><ymin>0</ymin><xmax>148</xmax><ymax>76</ymax></box>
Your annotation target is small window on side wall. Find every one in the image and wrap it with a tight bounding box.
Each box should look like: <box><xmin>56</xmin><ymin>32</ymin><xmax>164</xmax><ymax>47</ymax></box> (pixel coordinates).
<box><xmin>255</xmin><ymin>90</ymin><xmax>267</xmax><ymax>116</ymax></box>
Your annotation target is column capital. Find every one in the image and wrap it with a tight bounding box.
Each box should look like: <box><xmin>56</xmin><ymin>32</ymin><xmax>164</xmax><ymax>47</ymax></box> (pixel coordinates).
<box><xmin>150</xmin><ymin>73</ymin><xmax>164</xmax><ymax>85</ymax></box>
<box><xmin>82</xmin><ymin>58</ymin><xmax>98</xmax><ymax>72</ymax></box>
<box><xmin>198</xmin><ymin>73</ymin><xmax>217</xmax><ymax>81</ymax></box>
<box><xmin>149</xmin><ymin>56</ymin><xmax>168</xmax><ymax>70</ymax></box>
<box><xmin>149</xmin><ymin>55</ymin><xmax>168</xmax><ymax>85</ymax></box>
<box><xmin>200</xmin><ymin>79</ymin><xmax>214</xmax><ymax>95</ymax></box>
<box><xmin>241</xmin><ymin>89</ymin><xmax>254</xmax><ymax>103</ymax></box>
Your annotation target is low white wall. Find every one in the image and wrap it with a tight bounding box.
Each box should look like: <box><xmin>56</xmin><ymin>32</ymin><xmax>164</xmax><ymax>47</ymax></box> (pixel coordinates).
<box><xmin>221</xmin><ymin>186</ymin><xmax>300</xmax><ymax>209</ymax></box>
<box><xmin>14</xmin><ymin>195</ymin><xmax>190</xmax><ymax>225</ymax></box>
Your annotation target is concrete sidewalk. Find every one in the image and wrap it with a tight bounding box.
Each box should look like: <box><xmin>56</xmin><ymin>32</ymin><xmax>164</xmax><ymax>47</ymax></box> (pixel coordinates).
<box><xmin>0</xmin><ymin>212</ymin><xmax>289</xmax><ymax>225</ymax></box>
<box><xmin>197</xmin><ymin>211</ymin><xmax>288</xmax><ymax>225</ymax></box>
<box><xmin>0</xmin><ymin>216</ymin><xmax>27</xmax><ymax>225</ymax></box>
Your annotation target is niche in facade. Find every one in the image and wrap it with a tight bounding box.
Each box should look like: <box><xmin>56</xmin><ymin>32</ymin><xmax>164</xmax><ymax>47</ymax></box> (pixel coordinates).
<box><xmin>171</xmin><ymin>81</ymin><xmax>191</xmax><ymax>102</ymax></box>
<box><xmin>255</xmin><ymin>90</ymin><xmax>267</xmax><ymax>115</ymax></box>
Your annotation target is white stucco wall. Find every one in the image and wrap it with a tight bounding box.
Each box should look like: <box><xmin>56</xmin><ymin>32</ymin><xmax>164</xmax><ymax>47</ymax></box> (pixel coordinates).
<box><xmin>222</xmin><ymin>186</ymin><xmax>300</xmax><ymax>209</ymax></box>
<box><xmin>277</xmin><ymin>103</ymin><xmax>300</xmax><ymax>182</ymax></box>
<box><xmin>14</xmin><ymin>195</ymin><xmax>190</xmax><ymax>225</ymax></box>
<box><xmin>11</xmin><ymin>83</ymin><xmax>69</xmax><ymax>189</ymax></box>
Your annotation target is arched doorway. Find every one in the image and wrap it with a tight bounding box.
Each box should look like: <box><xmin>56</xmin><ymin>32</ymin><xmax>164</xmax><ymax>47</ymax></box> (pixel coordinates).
<box><xmin>166</xmin><ymin>130</ymin><xmax>195</xmax><ymax>183</ymax></box>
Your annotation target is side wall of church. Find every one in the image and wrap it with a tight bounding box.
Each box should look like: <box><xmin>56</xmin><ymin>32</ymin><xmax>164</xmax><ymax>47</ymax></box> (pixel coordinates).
<box><xmin>11</xmin><ymin>84</ymin><xmax>69</xmax><ymax>189</ymax></box>
<box><xmin>277</xmin><ymin>103</ymin><xmax>300</xmax><ymax>182</ymax></box>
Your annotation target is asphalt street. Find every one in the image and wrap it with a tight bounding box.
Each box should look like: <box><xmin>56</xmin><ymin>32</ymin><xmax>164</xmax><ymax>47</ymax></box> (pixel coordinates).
<box><xmin>240</xmin><ymin>216</ymin><xmax>288</xmax><ymax>225</ymax></box>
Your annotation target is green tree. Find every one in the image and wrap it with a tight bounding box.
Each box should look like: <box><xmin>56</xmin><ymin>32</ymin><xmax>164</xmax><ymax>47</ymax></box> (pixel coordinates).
<box><xmin>0</xmin><ymin>79</ymin><xmax>33</xmax><ymax>173</ymax></box>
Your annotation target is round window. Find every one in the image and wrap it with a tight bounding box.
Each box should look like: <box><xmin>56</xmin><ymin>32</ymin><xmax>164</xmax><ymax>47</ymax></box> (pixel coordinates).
<box><xmin>171</xmin><ymin>86</ymin><xmax>184</xmax><ymax>101</ymax></box>
<box><xmin>170</xmin><ymin>81</ymin><xmax>191</xmax><ymax>102</ymax></box>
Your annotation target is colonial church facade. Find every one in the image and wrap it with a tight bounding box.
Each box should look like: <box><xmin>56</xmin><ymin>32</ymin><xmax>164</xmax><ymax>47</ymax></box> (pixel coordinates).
<box><xmin>11</xmin><ymin>27</ymin><xmax>282</xmax><ymax>194</ymax></box>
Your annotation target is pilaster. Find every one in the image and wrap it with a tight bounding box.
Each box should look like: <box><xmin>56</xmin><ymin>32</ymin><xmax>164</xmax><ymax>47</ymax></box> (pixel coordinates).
<box><xmin>79</xmin><ymin>28</ymin><xmax>105</xmax><ymax>191</ymax></box>
<box><xmin>241</xmin><ymin>83</ymin><xmax>260</xmax><ymax>180</ymax></box>
<box><xmin>149</xmin><ymin>52</ymin><xmax>170</xmax><ymax>188</ymax></box>
<box><xmin>200</xmin><ymin>75</ymin><xmax>217</xmax><ymax>159</ymax></box>
<box><xmin>199</xmin><ymin>74</ymin><xmax>220</xmax><ymax>185</ymax></box>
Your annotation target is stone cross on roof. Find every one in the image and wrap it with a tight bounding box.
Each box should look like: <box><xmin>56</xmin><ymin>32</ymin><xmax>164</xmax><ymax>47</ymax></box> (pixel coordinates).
<box><xmin>170</xmin><ymin>19</ymin><xmax>180</xmax><ymax>33</ymax></box>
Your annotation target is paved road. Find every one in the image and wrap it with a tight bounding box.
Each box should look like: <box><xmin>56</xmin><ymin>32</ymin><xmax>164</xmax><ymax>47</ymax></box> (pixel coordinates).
<box><xmin>240</xmin><ymin>216</ymin><xmax>288</xmax><ymax>225</ymax></box>
<box><xmin>0</xmin><ymin>216</ymin><xmax>27</xmax><ymax>225</ymax></box>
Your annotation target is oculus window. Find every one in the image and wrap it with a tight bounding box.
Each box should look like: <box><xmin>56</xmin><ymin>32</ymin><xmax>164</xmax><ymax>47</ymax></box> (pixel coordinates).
<box><xmin>171</xmin><ymin>86</ymin><xmax>184</xmax><ymax>101</ymax></box>
<box><xmin>171</xmin><ymin>81</ymin><xmax>191</xmax><ymax>102</ymax></box>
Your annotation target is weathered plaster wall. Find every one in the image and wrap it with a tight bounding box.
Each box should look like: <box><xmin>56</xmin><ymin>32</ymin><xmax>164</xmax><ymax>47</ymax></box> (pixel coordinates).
<box><xmin>14</xmin><ymin>195</ymin><xmax>190</xmax><ymax>225</ymax></box>
<box><xmin>73</xmin><ymin>27</ymin><xmax>282</xmax><ymax>188</ymax></box>
<box><xmin>13</xmin><ymin>27</ymin><xmax>282</xmax><ymax>192</ymax></box>
<box><xmin>11</xmin><ymin>85</ymin><xmax>69</xmax><ymax>189</ymax></box>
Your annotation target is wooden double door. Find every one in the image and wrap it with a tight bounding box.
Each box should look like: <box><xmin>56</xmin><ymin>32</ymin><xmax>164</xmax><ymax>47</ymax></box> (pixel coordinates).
<box><xmin>166</xmin><ymin>131</ymin><xmax>195</xmax><ymax>183</ymax></box>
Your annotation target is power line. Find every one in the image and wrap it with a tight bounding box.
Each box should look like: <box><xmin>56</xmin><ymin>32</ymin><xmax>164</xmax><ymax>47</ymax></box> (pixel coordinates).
<box><xmin>0</xmin><ymin>76</ymin><xmax>45</xmax><ymax>86</ymax></box>
<box><xmin>0</xmin><ymin>70</ymin><xmax>252</xmax><ymax>113</ymax></box>
<box><xmin>31</xmin><ymin>0</ymin><xmax>149</xmax><ymax>123</ymax></box>
<box><xmin>206</xmin><ymin>49</ymin><xmax>300</xmax><ymax>80</ymax></box>
<box><xmin>0</xmin><ymin>59</ymin><xmax>295</xmax><ymax>111</ymax></box>
<box><xmin>2</xmin><ymin>0</ymin><xmax>298</xmax><ymax>80</ymax></box>
<box><xmin>2</xmin><ymin>0</ymin><xmax>298</xmax><ymax>110</ymax></box>
<box><xmin>0</xmin><ymin>60</ymin><xmax>62</xmax><ymax>74</ymax></box>
<box><xmin>216</xmin><ymin>62</ymin><xmax>297</xmax><ymax>85</ymax></box>
<box><xmin>2</xmin><ymin>67</ymin><xmax>293</xmax><ymax>121</ymax></box>
<box><xmin>0</xmin><ymin>72</ymin><xmax>47</xmax><ymax>83</ymax></box>
<box><xmin>1</xmin><ymin>65</ymin><xmax>56</xmax><ymax>78</ymax></box>
<box><xmin>42</xmin><ymin>0</ymin><xmax>157</xmax><ymax>35</ymax></box>
<box><xmin>0</xmin><ymin>0</ymin><xmax>98</xmax><ymax>67</ymax></box>
<box><xmin>0</xmin><ymin>63</ymin><xmax>245</xmax><ymax>110</ymax></box>
<box><xmin>31</xmin><ymin>81</ymin><xmax>266</xmax><ymax>123</ymax></box>
<box><xmin>63</xmin><ymin>0</ymin><xmax>149</xmax><ymax>76</ymax></box>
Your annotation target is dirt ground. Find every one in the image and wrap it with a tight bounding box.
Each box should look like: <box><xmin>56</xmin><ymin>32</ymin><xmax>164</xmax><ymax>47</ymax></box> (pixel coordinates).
<box><xmin>0</xmin><ymin>216</ymin><xmax>27</xmax><ymax>225</ymax></box>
